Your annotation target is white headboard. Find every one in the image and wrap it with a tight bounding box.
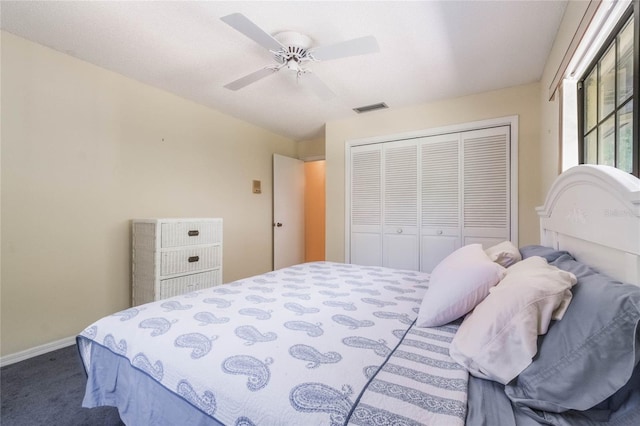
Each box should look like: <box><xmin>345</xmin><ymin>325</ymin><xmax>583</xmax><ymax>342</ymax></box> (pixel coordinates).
<box><xmin>536</xmin><ymin>165</ymin><xmax>640</xmax><ymax>286</ymax></box>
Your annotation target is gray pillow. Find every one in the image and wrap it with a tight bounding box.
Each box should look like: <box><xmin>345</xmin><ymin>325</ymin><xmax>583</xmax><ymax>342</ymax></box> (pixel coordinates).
<box><xmin>505</xmin><ymin>254</ymin><xmax>640</xmax><ymax>412</ymax></box>
<box><xmin>518</xmin><ymin>245</ymin><xmax>572</xmax><ymax>263</ymax></box>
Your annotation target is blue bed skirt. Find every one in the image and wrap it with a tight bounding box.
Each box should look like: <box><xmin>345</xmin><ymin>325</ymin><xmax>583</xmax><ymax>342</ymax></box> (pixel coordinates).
<box><xmin>79</xmin><ymin>337</ymin><xmax>224</xmax><ymax>426</ymax></box>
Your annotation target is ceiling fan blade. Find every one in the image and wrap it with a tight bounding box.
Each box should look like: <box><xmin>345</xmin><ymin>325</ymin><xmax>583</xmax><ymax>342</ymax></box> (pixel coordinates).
<box><xmin>220</xmin><ymin>13</ymin><xmax>284</xmax><ymax>52</ymax></box>
<box><xmin>224</xmin><ymin>67</ymin><xmax>279</xmax><ymax>91</ymax></box>
<box><xmin>309</xmin><ymin>36</ymin><xmax>379</xmax><ymax>61</ymax></box>
<box><xmin>304</xmin><ymin>72</ymin><xmax>336</xmax><ymax>101</ymax></box>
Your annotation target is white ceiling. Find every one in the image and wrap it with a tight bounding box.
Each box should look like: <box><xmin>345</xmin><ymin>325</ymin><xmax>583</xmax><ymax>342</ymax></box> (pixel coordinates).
<box><xmin>0</xmin><ymin>1</ymin><xmax>567</xmax><ymax>142</ymax></box>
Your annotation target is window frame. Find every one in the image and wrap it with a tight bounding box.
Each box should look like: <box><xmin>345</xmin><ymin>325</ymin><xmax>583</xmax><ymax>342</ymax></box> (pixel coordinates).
<box><xmin>577</xmin><ymin>2</ymin><xmax>639</xmax><ymax>177</ymax></box>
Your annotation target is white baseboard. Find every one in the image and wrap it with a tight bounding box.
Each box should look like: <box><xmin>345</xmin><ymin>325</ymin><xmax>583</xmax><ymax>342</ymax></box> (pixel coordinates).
<box><xmin>0</xmin><ymin>336</ymin><xmax>76</xmax><ymax>367</ymax></box>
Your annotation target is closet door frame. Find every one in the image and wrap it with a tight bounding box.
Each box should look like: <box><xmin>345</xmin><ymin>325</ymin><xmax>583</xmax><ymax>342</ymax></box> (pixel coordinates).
<box><xmin>345</xmin><ymin>115</ymin><xmax>519</xmax><ymax>264</ymax></box>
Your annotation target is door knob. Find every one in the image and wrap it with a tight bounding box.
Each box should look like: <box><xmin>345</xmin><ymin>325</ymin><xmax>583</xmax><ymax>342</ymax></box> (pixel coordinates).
<box><xmin>274</xmin><ymin>222</ymin><xmax>283</xmax><ymax>227</ymax></box>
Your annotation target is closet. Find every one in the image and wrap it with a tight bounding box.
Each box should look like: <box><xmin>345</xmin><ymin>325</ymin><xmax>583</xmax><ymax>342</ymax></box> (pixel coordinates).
<box><xmin>348</xmin><ymin>125</ymin><xmax>514</xmax><ymax>272</ymax></box>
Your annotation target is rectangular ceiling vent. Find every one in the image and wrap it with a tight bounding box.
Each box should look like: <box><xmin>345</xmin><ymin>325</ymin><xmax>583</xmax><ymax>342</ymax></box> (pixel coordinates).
<box><xmin>353</xmin><ymin>102</ymin><xmax>389</xmax><ymax>114</ymax></box>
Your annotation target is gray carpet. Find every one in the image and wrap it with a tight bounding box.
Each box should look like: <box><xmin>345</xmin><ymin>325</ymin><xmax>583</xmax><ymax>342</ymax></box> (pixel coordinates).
<box><xmin>1</xmin><ymin>344</ymin><xmax>124</xmax><ymax>426</ymax></box>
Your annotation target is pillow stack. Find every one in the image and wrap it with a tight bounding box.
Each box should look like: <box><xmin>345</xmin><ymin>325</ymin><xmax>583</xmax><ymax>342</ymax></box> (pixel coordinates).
<box><xmin>417</xmin><ymin>242</ymin><xmax>640</xmax><ymax>420</ymax></box>
<box><xmin>449</xmin><ymin>256</ymin><xmax>577</xmax><ymax>384</ymax></box>
<box><xmin>505</xmin><ymin>253</ymin><xmax>640</xmax><ymax>414</ymax></box>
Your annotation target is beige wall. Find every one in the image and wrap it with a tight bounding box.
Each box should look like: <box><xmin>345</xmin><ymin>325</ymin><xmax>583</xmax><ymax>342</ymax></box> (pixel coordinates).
<box><xmin>539</xmin><ymin>1</ymin><xmax>590</xmax><ymax>198</ymax></box>
<box><xmin>325</xmin><ymin>82</ymin><xmax>542</xmax><ymax>262</ymax></box>
<box><xmin>0</xmin><ymin>32</ymin><xmax>297</xmax><ymax>356</ymax></box>
<box><xmin>297</xmin><ymin>135</ymin><xmax>326</xmax><ymax>160</ymax></box>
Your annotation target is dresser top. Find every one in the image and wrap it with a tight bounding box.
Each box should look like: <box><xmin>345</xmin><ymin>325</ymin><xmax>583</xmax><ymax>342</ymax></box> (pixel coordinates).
<box><xmin>133</xmin><ymin>218</ymin><xmax>222</xmax><ymax>223</ymax></box>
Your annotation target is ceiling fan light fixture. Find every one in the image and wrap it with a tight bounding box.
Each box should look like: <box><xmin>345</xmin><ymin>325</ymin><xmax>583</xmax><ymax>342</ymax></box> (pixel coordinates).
<box><xmin>285</xmin><ymin>59</ymin><xmax>298</xmax><ymax>71</ymax></box>
<box><xmin>353</xmin><ymin>102</ymin><xmax>389</xmax><ymax>114</ymax></box>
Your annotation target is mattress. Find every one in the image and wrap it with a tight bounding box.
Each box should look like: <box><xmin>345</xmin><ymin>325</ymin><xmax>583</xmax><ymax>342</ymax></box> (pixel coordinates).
<box><xmin>78</xmin><ymin>261</ymin><xmax>469</xmax><ymax>425</ymax></box>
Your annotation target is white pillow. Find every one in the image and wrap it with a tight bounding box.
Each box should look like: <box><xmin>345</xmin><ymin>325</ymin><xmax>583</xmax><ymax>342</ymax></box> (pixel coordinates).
<box><xmin>449</xmin><ymin>256</ymin><xmax>577</xmax><ymax>384</ymax></box>
<box><xmin>485</xmin><ymin>241</ymin><xmax>522</xmax><ymax>268</ymax></box>
<box><xmin>416</xmin><ymin>244</ymin><xmax>506</xmax><ymax>328</ymax></box>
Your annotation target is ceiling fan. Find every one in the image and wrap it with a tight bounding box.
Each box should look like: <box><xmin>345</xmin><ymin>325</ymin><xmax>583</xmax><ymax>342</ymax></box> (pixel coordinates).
<box><xmin>220</xmin><ymin>13</ymin><xmax>380</xmax><ymax>100</ymax></box>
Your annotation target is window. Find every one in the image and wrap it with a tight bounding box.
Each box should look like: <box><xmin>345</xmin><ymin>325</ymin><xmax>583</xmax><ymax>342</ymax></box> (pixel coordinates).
<box><xmin>578</xmin><ymin>3</ymin><xmax>639</xmax><ymax>176</ymax></box>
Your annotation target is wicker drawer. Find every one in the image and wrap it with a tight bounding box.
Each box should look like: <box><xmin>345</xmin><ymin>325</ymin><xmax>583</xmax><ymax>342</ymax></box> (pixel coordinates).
<box><xmin>160</xmin><ymin>246</ymin><xmax>220</xmax><ymax>276</ymax></box>
<box><xmin>161</xmin><ymin>221</ymin><xmax>220</xmax><ymax>248</ymax></box>
<box><xmin>159</xmin><ymin>270</ymin><xmax>219</xmax><ymax>299</ymax></box>
<box><xmin>132</xmin><ymin>218</ymin><xmax>223</xmax><ymax>305</ymax></box>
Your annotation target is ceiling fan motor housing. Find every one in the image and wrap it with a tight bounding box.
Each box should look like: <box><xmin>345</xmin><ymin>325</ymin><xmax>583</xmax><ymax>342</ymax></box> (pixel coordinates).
<box><xmin>273</xmin><ymin>31</ymin><xmax>313</xmax><ymax>64</ymax></box>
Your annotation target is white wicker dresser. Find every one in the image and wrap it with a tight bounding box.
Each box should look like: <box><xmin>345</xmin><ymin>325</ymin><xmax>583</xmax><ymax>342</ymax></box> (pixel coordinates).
<box><xmin>132</xmin><ymin>218</ymin><xmax>223</xmax><ymax>306</ymax></box>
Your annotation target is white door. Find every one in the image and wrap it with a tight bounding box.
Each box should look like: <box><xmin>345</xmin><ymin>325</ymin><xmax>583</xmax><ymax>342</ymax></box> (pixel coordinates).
<box><xmin>383</xmin><ymin>141</ymin><xmax>419</xmax><ymax>270</ymax></box>
<box><xmin>420</xmin><ymin>133</ymin><xmax>462</xmax><ymax>272</ymax></box>
<box><xmin>273</xmin><ymin>154</ymin><xmax>305</xmax><ymax>270</ymax></box>
<box><xmin>349</xmin><ymin>145</ymin><xmax>383</xmax><ymax>266</ymax></box>
<box><xmin>461</xmin><ymin>126</ymin><xmax>510</xmax><ymax>247</ymax></box>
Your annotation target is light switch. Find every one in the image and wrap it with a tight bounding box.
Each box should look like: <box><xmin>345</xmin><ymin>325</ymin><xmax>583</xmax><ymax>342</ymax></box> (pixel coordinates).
<box><xmin>252</xmin><ymin>180</ymin><xmax>262</xmax><ymax>194</ymax></box>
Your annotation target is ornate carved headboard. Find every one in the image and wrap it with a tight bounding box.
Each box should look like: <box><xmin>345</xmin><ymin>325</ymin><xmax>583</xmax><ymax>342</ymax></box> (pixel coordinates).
<box><xmin>536</xmin><ymin>165</ymin><xmax>640</xmax><ymax>286</ymax></box>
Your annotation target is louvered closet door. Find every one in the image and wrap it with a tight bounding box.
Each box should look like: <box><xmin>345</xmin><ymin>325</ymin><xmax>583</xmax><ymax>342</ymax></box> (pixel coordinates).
<box><xmin>420</xmin><ymin>134</ymin><xmax>462</xmax><ymax>272</ymax></box>
<box><xmin>462</xmin><ymin>126</ymin><xmax>510</xmax><ymax>246</ymax></box>
<box><xmin>383</xmin><ymin>141</ymin><xmax>419</xmax><ymax>270</ymax></box>
<box><xmin>350</xmin><ymin>145</ymin><xmax>383</xmax><ymax>266</ymax></box>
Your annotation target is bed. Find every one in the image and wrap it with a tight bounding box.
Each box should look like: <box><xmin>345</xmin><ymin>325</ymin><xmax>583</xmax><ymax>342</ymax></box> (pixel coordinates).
<box><xmin>77</xmin><ymin>164</ymin><xmax>640</xmax><ymax>425</ymax></box>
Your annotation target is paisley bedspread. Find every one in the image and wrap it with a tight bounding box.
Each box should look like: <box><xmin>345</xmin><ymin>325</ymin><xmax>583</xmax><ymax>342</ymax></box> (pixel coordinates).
<box><xmin>77</xmin><ymin>262</ymin><xmax>468</xmax><ymax>425</ymax></box>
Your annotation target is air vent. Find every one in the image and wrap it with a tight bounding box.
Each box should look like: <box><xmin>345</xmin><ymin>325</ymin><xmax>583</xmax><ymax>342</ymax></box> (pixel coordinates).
<box><xmin>353</xmin><ymin>102</ymin><xmax>389</xmax><ymax>114</ymax></box>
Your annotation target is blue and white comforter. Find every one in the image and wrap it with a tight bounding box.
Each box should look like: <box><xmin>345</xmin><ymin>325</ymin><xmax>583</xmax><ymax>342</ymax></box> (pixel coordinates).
<box><xmin>78</xmin><ymin>262</ymin><xmax>468</xmax><ymax>425</ymax></box>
